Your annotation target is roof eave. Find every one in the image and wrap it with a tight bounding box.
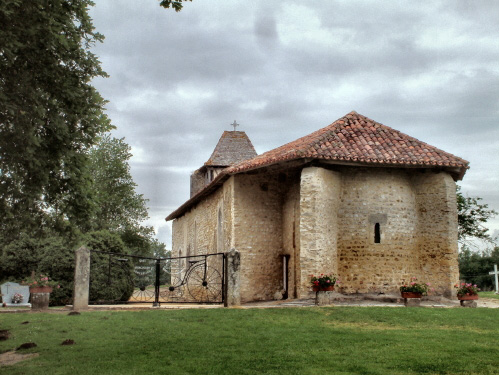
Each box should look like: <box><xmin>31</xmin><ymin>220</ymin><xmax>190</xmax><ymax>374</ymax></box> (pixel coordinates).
<box><xmin>167</xmin><ymin>158</ymin><xmax>469</xmax><ymax>221</ymax></box>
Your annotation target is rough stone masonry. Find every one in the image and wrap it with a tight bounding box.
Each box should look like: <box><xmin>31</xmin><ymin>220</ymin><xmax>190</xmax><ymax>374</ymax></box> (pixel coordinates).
<box><xmin>167</xmin><ymin>112</ymin><xmax>468</xmax><ymax>303</ymax></box>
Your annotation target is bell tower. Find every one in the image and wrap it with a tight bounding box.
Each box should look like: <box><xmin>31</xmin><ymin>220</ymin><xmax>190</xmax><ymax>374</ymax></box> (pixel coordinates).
<box><xmin>190</xmin><ymin>121</ymin><xmax>257</xmax><ymax>197</ymax></box>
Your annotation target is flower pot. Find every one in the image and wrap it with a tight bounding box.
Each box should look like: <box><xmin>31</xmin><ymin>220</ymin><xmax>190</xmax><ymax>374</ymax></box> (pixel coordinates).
<box><xmin>401</xmin><ymin>292</ymin><xmax>422</xmax><ymax>299</ymax></box>
<box><xmin>30</xmin><ymin>286</ymin><xmax>53</xmax><ymax>294</ymax></box>
<box><xmin>313</xmin><ymin>286</ymin><xmax>335</xmax><ymax>292</ymax></box>
<box><xmin>457</xmin><ymin>294</ymin><xmax>478</xmax><ymax>301</ymax></box>
<box><xmin>30</xmin><ymin>286</ymin><xmax>52</xmax><ymax>309</ymax></box>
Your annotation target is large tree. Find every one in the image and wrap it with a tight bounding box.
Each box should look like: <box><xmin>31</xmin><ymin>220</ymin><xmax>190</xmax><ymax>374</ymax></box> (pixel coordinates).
<box><xmin>87</xmin><ymin>134</ymin><xmax>154</xmax><ymax>254</ymax></box>
<box><xmin>457</xmin><ymin>186</ymin><xmax>497</xmax><ymax>245</ymax></box>
<box><xmin>0</xmin><ymin>0</ymin><xmax>112</xmax><ymax>238</ymax></box>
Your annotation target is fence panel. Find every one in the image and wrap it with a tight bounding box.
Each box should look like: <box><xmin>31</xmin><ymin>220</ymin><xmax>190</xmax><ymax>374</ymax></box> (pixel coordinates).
<box><xmin>88</xmin><ymin>251</ymin><xmax>224</xmax><ymax>305</ymax></box>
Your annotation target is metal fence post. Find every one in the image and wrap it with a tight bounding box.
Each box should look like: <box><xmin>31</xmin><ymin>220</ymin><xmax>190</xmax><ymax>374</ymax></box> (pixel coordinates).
<box><xmin>154</xmin><ymin>259</ymin><xmax>161</xmax><ymax>307</ymax></box>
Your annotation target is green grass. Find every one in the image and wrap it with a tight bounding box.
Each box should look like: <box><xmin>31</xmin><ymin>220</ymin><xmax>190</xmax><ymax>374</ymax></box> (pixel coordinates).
<box><xmin>479</xmin><ymin>291</ymin><xmax>499</xmax><ymax>300</ymax></box>
<box><xmin>1</xmin><ymin>307</ymin><xmax>498</xmax><ymax>374</ymax></box>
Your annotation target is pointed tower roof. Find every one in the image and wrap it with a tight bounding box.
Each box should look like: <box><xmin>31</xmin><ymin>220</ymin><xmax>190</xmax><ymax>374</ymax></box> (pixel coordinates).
<box><xmin>204</xmin><ymin>131</ymin><xmax>257</xmax><ymax>167</ymax></box>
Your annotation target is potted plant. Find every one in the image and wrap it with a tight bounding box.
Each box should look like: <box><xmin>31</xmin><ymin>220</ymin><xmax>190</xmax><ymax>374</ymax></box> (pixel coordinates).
<box><xmin>400</xmin><ymin>277</ymin><xmax>430</xmax><ymax>298</ymax></box>
<box><xmin>310</xmin><ymin>274</ymin><xmax>338</xmax><ymax>292</ymax></box>
<box><xmin>454</xmin><ymin>283</ymin><xmax>480</xmax><ymax>301</ymax></box>
<box><xmin>23</xmin><ymin>274</ymin><xmax>60</xmax><ymax>309</ymax></box>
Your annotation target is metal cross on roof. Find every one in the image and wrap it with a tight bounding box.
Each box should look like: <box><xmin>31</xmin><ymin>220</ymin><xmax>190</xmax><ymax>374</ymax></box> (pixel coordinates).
<box><xmin>230</xmin><ymin>120</ymin><xmax>239</xmax><ymax>131</ymax></box>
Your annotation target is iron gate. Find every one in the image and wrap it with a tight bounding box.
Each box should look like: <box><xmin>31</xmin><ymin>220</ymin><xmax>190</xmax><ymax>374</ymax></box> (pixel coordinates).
<box><xmin>88</xmin><ymin>251</ymin><xmax>225</xmax><ymax>305</ymax></box>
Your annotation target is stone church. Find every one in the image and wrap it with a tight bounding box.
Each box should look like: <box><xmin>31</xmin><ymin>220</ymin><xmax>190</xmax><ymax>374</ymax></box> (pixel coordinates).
<box><xmin>166</xmin><ymin>112</ymin><xmax>469</xmax><ymax>301</ymax></box>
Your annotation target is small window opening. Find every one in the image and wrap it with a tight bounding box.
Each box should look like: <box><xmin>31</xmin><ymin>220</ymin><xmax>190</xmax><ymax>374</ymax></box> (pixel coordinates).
<box><xmin>374</xmin><ymin>223</ymin><xmax>381</xmax><ymax>243</ymax></box>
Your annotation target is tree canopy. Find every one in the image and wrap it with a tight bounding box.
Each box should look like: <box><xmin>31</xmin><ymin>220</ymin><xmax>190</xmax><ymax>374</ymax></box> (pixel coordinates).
<box><xmin>459</xmin><ymin>245</ymin><xmax>499</xmax><ymax>290</ymax></box>
<box><xmin>0</xmin><ymin>0</ymin><xmax>112</xmax><ymax>237</ymax></box>
<box><xmin>87</xmin><ymin>135</ymin><xmax>155</xmax><ymax>254</ymax></box>
<box><xmin>87</xmin><ymin>135</ymin><xmax>149</xmax><ymax>232</ymax></box>
<box><xmin>0</xmin><ymin>1</ymin><xmax>165</xmax><ymax>304</ymax></box>
<box><xmin>457</xmin><ymin>186</ymin><xmax>497</xmax><ymax>245</ymax></box>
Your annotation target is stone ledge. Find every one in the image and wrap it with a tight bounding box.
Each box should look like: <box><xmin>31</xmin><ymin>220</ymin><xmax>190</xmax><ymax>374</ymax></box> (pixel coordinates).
<box><xmin>404</xmin><ymin>298</ymin><xmax>421</xmax><ymax>307</ymax></box>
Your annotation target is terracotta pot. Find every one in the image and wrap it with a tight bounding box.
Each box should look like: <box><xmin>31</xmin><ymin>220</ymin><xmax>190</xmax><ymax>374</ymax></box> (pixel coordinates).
<box><xmin>30</xmin><ymin>286</ymin><xmax>53</xmax><ymax>294</ymax></box>
<box><xmin>401</xmin><ymin>292</ymin><xmax>422</xmax><ymax>299</ymax></box>
<box><xmin>457</xmin><ymin>294</ymin><xmax>478</xmax><ymax>301</ymax></box>
<box><xmin>313</xmin><ymin>285</ymin><xmax>335</xmax><ymax>292</ymax></box>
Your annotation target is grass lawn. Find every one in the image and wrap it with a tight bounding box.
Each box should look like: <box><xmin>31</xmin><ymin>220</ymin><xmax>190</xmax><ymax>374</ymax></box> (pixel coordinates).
<box><xmin>1</xmin><ymin>307</ymin><xmax>498</xmax><ymax>374</ymax></box>
<box><xmin>479</xmin><ymin>291</ymin><xmax>499</xmax><ymax>300</ymax></box>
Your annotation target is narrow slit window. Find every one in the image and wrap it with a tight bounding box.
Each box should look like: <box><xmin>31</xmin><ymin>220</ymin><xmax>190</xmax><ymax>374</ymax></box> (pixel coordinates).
<box><xmin>374</xmin><ymin>223</ymin><xmax>381</xmax><ymax>243</ymax></box>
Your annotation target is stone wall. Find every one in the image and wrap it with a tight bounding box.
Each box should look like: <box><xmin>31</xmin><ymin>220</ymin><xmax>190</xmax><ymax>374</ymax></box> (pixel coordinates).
<box><xmin>190</xmin><ymin>169</ymin><xmax>205</xmax><ymax>198</ymax></box>
<box><xmin>337</xmin><ymin>168</ymin><xmax>420</xmax><ymax>294</ymax></box>
<box><xmin>173</xmin><ymin>165</ymin><xmax>459</xmax><ymax>302</ymax></box>
<box><xmin>233</xmin><ymin>172</ymin><xmax>285</xmax><ymax>302</ymax></box>
<box><xmin>299</xmin><ymin>167</ymin><xmax>341</xmax><ymax>298</ymax></box>
<box><xmin>412</xmin><ymin>171</ymin><xmax>459</xmax><ymax>297</ymax></box>
<box><xmin>172</xmin><ymin>177</ymin><xmax>234</xmax><ymax>259</ymax></box>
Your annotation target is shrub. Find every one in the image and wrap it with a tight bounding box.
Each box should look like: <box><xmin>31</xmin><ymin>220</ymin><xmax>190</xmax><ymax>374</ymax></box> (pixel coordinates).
<box><xmin>1</xmin><ymin>233</ymin><xmax>41</xmax><ymax>281</ymax></box>
<box><xmin>85</xmin><ymin>231</ymin><xmax>134</xmax><ymax>303</ymax></box>
<box><xmin>1</xmin><ymin>234</ymin><xmax>73</xmax><ymax>306</ymax></box>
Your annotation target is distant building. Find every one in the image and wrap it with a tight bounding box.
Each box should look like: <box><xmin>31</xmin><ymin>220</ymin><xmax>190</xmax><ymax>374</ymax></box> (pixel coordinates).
<box><xmin>166</xmin><ymin>112</ymin><xmax>469</xmax><ymax>301</ymax></box>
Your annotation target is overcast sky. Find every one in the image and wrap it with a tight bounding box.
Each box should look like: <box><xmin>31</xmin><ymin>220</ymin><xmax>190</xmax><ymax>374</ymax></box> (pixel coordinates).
<box><xmin>88</xmin><ymin>1</ymin><xmax>499</xmax><ymax>248</ymax></box>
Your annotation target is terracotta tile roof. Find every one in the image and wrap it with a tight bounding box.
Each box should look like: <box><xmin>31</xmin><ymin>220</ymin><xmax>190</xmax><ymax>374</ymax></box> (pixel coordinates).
<box><xmin>226</xmin><ymin>111</ymin><xmax>469</xmax><ymax>174</ymax></box>
<box><xmin>166</xmin><ymin>112</ymin><xmax>469</xmax><ymax>221</ymax></box>
<box><xmin>205</xmin><ymin>131</ymin><xmax>257</xmax><ymax>166</ymax></box>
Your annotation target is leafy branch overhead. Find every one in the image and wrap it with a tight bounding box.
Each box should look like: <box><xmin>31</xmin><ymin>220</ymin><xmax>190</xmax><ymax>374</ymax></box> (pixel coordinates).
<box><xmin>159</xmin><ymin>0</ymin><xmax>192</xmax><ymax>12</ymax></box>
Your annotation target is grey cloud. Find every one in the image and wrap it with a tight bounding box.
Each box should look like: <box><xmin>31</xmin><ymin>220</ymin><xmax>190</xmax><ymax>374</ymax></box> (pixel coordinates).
<box><xmin>155</xmin><ymin>224</ymin><xmax>172</xmax><ymax>247</ymax></box>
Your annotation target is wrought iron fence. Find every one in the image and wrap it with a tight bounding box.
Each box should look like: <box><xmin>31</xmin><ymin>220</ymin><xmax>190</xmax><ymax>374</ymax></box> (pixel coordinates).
<box><xmin>88</xmin><ymin>251</ymin><xmax>225</xmax><ymax>305</ymax></box>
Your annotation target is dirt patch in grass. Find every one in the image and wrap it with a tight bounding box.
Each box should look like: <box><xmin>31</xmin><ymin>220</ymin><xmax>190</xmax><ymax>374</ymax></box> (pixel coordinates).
<box><xmin>0</xmin><ymin>351</ymin><xmax>39</xmax><ymax>367</ymax></box>
<box><xmin>0</xmin><ymin>330</ymin><xmax>10</xmax><ymax>341</ymax></box>
<box><xmin>478</xmin><ymin>297</ymin><xmax>499</xmax><ymax>308</ymax></box>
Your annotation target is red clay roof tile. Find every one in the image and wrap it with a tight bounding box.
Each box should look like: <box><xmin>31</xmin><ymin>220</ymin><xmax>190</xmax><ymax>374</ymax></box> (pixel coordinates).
<box><xmin>166</xmin><ymin>112</ymin><xmax>469</xmax><ymax>221</ymax></box>
<box><xmin>225</xmin><ymin>111</ymin><xmax>468</xmax><ymax>174</ymax></box>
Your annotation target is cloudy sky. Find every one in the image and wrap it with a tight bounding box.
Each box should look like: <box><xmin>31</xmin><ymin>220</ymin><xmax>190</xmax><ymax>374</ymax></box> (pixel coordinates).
<box><xmin>89</xmin><ymin>1</ymin><xmax>499</xmax><ymax>247</ymax></box>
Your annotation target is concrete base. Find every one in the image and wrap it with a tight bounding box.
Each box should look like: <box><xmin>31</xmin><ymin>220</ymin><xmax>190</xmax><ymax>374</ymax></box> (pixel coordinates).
<box><xmin>460</xmin><ymin>300</ymin><xmax>477</xmax><ymax>308</ymax></box>
<box><xmin>5</xmin><ymin>303</ymin><xmax>31</xmax><ymax>308</ymax></box>
<box><xmin>404</xmin><ymin>298</ymin><xmax>421</xmax><ymax>307</ymax></box>
<box><xmin>315</xmin><ymin>291</ymin><xmax>344</xmax><ymax>306</ymax></box>
<box><xmin>31</xmin><ymin>293</ymin><xmax>50</xmax><ymax>310</ymax></box>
